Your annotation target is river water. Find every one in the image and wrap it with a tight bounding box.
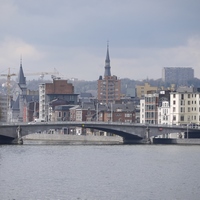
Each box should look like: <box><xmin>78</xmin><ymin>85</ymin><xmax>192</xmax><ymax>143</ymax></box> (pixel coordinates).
<box><xmin>0</xmin><ymin>144</ymin><xmax>200</xmax><ymax>200</ymax></box>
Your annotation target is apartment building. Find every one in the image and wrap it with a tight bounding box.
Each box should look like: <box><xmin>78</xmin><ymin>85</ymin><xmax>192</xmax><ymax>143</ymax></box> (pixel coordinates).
<box><xmin>170</xmin><ymin>88</ymin><xmax>200</xmax><ymax>125</ymax></box>
<box><xmin>162</xmin><ymin>67</ymin><xmax>194</xmax><ymax>85</ymax></box>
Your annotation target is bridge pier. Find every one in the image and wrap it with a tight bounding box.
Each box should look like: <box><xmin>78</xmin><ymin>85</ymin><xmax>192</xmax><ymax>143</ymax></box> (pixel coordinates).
<box><xmin>12</xmin><ymin>126</ymin><xmax>23</xmax><ymax>145</ymax></box>
<box><xmin>145</xmin><ymin>126</ymin><xmax>151</xmax><ymax>143</ymax></box>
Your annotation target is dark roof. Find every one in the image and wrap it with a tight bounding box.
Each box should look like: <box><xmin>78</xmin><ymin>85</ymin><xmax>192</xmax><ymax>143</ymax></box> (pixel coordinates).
<box><xmin>81</xmin><ymin>102</ymin><xmax>95</xmax><ymax>110</ymax></box>
<box><xmin>55</xmin><ymin>105</ymin><xmax>76</xmax><ymax>111</ymax></box>
<box><xmin>107</xmin><ymin>103</ymin><xmax>135</xmax><ymax>112</ymax></box>
<box><xmin>80</xmin><ymin>93</ymin><xmax>93</xmax><ymax>98</ymax></box>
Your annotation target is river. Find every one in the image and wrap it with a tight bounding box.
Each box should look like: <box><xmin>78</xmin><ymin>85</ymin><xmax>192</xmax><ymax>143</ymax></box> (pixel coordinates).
<box><xmin>0</xmin><ymin>144</ymin><xmax>200</xmax><ymax>200</ymax></box>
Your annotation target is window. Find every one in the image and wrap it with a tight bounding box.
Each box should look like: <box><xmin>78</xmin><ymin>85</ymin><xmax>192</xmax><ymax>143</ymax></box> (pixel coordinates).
<box><xmin>163</xmin><ymin>116</ymin><xmax>165</xmax><ymax>120</ymax></box>
<box><xmin>173</xmin><ymin>100</ymin><xmax>176</xmax><ymax>105</ymax></box>
<box><xmin>125</xmin><ymin>113</ymin><xmax>132</xmax><ymax>117</ymax></box>
<box><xmin>180</xmin><ymin>116</ymin><xmax>184</xmax><ymax>121</ymax></box>
<box><xmin>181</xmin><ymin>107</ymin><xmax>185</xmax><ymax>112</ymax></box>
<box><xmin>181</xmin><ymin>94</ymin><xmax>184</xmax><ymax>100</ymax></box>
<box><xmin>173</xmin><ymin>107</ymin><xmax>176</xmax><ymax>112</ymax></box>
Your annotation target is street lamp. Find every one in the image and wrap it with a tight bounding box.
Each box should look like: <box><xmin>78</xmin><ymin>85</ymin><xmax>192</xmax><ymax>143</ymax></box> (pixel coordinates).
<box><xmin>96</xmin><ymin>101</ymin><xmax>98</xmax><ymax>122</ymax></box>
<box><xmin>111</xmin><ymin>102</ymin><xmax>113</xmax><ymax>122</ymax></box>
<box><xmin>187</xmin><ymin>117</ymin><xmax>190</xmax><ymax>139</ymax></box>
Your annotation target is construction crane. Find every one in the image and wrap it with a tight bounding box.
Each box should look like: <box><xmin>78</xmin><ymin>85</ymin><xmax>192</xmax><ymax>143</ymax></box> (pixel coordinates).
<box><xmin>25</xmin><ymin>68</ymin><xmax>59</xmax><ymax>80</ymax></box>
<box><xmin>0</xmin><ymin>68</ymin><xmax>17</xmax><ymax>114</ymax></box>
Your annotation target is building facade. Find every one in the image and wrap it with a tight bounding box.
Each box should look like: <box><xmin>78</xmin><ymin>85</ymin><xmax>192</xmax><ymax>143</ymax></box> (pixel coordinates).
<box><xmin>162</xmin><ymin>67</ymin><xmax>194</xmax><ymax>85</ymax></box>
<box><xmin>136</xmin><ymin>83</ymin><xmax>158</xmax><ymax>98</ymax></box>
<box><xmin>158</xmin><ymin>101</ymin><xmax>170</xmax><ymax>125</ymax></box>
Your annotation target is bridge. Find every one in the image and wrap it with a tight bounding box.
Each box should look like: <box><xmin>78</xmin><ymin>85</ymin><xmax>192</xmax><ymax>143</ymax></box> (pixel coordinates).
<box><xmin>0</xmin><ymin>121</ymin><xmax>198</xmax><ymax>144</ymax></box>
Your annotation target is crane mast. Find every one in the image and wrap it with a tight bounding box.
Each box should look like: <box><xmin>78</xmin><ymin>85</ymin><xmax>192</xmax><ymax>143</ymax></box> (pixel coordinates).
<box><xmin>0</xmin><ymin>68</ymin><xmax>17</xmax><ymax>120</ymax></box>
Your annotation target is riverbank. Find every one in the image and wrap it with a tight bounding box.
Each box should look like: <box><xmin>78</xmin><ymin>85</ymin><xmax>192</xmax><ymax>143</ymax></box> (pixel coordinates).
<box><xmin>23</xmin><ymin>133</ymin><xmax>123</xmax><ymax>145</ymax></box>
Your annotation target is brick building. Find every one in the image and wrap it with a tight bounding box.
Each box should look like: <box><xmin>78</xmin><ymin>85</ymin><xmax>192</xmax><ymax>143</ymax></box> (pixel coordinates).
<box><xmin>39</xmin><ymin>78</ymin><xmax>78</xmax><ymax>121</ymax></box>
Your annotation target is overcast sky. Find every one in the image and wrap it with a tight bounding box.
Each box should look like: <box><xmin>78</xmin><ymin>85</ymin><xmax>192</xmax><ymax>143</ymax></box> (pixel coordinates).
<box><xmin>0</xmin><ymin>0</ymin><xmax>200</xmax><ymax>81</ymax></box>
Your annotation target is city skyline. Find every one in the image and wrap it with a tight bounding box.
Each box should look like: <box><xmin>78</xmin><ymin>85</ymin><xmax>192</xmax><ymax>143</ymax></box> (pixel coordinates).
<box><xmin>0</xmin><ymin>0</ymin><xmax>200</xmax><ymax>81</ymax></box>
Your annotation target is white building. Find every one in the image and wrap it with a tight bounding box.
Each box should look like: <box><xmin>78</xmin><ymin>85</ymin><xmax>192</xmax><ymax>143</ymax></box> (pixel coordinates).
<box><xmin>39</xmin><ymin>83</ymin><xmax>46</xmax><ymax>121</ymax></box>
<box><xmin>170</xmin><ymin>89</ymin><xmax>200</xmax><ymax>125</ymax></box>
<box><xmin>158</xmin><ymin>101</ymin><xmax>170</xmax><ymax>125</ymax></box>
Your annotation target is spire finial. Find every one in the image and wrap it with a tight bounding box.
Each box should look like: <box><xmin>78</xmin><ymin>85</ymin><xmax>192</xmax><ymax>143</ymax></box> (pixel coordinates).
<box><xmin>20</xmin><ymin>54</ymin><xmax>22</xmax><ymax>67</ymax></box>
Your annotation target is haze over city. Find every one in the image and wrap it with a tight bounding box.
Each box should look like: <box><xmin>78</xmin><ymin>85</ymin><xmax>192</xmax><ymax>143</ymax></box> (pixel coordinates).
<box><xmin>0</xmin><ymin>0</ymin><xmax>200</xmax><ymax>81</ymax></box>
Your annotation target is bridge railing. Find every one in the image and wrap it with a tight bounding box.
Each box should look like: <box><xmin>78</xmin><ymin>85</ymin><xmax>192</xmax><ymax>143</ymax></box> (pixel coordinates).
<box><xmin>1</xmin><ymin>121</ymin><xmax>199</xmax><ymax>130</ymax></box>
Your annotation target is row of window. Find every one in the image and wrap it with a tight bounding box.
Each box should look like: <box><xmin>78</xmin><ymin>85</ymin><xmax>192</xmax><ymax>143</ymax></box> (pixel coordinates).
<box><xmin>172</xmin><ymin>115</ymin><xmax>200</xmax><ymax>121</ymax></box>
<box><xmin>173</xmin><ymin>100</ymin><xmax>199</xmax><ymax>105</ymax></box>
<box><xmin>173</xmin><ymin>107</ymin><xmax>199</xmax><ymax>112</ymax></box>
<box><xmin>173</xmin><ymin>93</ymin><xmax>198</xmax><ymax>99</ymax></box>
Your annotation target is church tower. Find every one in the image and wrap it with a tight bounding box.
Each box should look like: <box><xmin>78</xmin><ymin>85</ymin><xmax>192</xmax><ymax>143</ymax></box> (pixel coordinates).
<box><xmin>97</xmin><ymin>43</ymin><xmax>121</xmax><ymax>104</ymax></box>
<box><xmin>11</xmin><ymin>57</ymin><xmax>27</xmax><ymax>122</ymax></box>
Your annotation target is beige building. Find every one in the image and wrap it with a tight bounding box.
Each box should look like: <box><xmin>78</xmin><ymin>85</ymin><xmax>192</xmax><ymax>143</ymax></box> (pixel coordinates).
<box><xmin>136</xmin><ymin>83</ymin><xmax>158</xmax><ymax>98</ymax></box>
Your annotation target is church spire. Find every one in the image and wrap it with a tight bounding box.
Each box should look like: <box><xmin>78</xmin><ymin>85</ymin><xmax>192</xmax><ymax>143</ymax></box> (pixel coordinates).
<box><xmin>18</xmin><ymin>55</ymin><xmax>26</xmax><ymax>86</ymax></box>
<box><xmin>104</xmin><ymin>41</ymin><xmax>111</xmax><ymax>77</ymax></box>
